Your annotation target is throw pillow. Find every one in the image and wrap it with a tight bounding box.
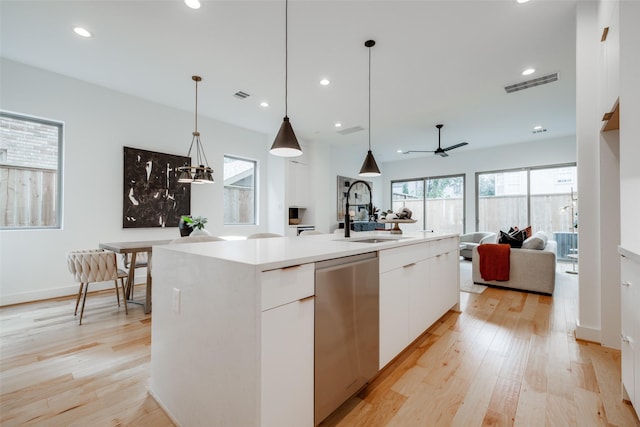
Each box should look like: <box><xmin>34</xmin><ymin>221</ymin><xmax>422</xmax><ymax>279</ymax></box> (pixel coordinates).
<box><xmin>508</xmin><ymin>225</ymin><xmax>532</xmax><ymax>238</ymax></box>
<box><xmin>522</xmin><ymin>236</ymin><xmax>545</xmax><ymax>250</ymax></box>
<box><xmin>532</xmin><ymin>231</ymin><xmax>548</xmax><ymax>246</ymax></box>
<box><xmin>498</xmin><ymin>230</ymin><xmax>526</xmax><ymax>248</ymax></box>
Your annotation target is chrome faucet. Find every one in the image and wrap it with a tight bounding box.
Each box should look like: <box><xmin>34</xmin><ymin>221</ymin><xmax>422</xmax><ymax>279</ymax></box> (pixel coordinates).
<box><xmin>344</xmin><ymin>180</ymin><xmax>373</xmax><ymax>238</ymax></box>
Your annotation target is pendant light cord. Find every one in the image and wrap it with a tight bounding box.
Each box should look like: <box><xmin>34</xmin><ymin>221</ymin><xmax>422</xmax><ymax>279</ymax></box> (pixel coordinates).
<box><xmin>285</xmin><ymin>0</ymin><xmax>289</xmax><ymax>117</ymax></box>
<box><xmin>368</xmin><ymin>44</ymin><xmax>371</xmax><ymax>151</ymax></box>
<box><xmin>194</xmin><ymin>78</ymin><xmax>198</xmax><ymax>133</ymax></box>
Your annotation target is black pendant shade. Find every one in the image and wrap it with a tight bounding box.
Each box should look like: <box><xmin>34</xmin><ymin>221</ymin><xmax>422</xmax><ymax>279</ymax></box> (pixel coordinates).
<box><xmin>359</xmin><ymin>149</ymin><xmax>381</xmax><ymax>177</ymax></box>
<box><xmin>270</xmin><ymin>0</ymin><xmax>302</xmax><ymax>158</ymax></box>
<box><xmin>270</xmin><ymin>116</ymin><xmax>302</xmax><ymax>157</ymax></box>
<box><xmin>359</xmin><ymin>39</ymin><xmax>381</xmax><ymax>177</ymax></box>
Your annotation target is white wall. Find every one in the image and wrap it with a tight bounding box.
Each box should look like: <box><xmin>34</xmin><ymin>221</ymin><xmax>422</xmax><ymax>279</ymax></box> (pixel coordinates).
<box><xmin>380</xmin><ymin>136</ymin><xmax>576</xmax><ymax>233</ymax></box>
<box><xmin>308</xmin><ymin>141</ymin><xmax>332</xmax><ymax>233</ymax></box>
<box><xmin>574</xmin><ymin>0</ymin><xmax>639</xmax><ymax>348</ymax></box>
<box><xmin>620</xmin><ymin>0</ymin><xmax>640</xmax><ymax>255</ymax></box>
<box><xmin>0</xmin><ymin>59</ymin><xmax>270</xmax><ymax>305</ymax></box>
<box><xmin>597</xmin><ymin>0</ymin><xmax>621</xmax><ymax>349</ymax></box>
<box><xmin>575</xmin><ymin>1</ymin><xmax>602</xmax><ymax>344</ymax></box>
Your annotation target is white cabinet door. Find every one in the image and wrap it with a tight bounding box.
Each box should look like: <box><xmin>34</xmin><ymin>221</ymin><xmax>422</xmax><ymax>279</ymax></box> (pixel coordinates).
<box><xmin>380</xmin><ymin>267</ymin><xmax>410</xmax><ymax>369</ymax></box>
<box><xmin>408</xmin><ymin>259</ymin><xmax>432</xmax><ymax>342</ymax></box>
<box><xmin>261</xmin><ymin>296</ymin><xmax>314</xmax><ymax>427</ymax></box>
<box><xmin>621</xmin><ymin>256</ymin><xmax>635</xmax><ymax>404</ymax></box>
<box><xmin>430</xmin><ymin>250</ymin><xmax>460</xmax><ymax>319</ymax></box>
<box><xmin>287</xmin><ymin>159</ymin><xmax>309</xmax><ymax>208</ymax></box>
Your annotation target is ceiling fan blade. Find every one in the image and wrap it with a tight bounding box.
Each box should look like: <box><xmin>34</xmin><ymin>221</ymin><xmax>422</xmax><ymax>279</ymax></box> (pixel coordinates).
<box><xmin>437</xmin><ymin>151</ymin><xmax>449</xmax><ymax>157</ymax></box>
<box><xmin>402</xmin><ymin>150</ymin><xmax>436</xmax><ymax>154</ymax></box>
<box><xmin>443</xmin><ymin>142</ymin><xmax>469</xmax><ymax>151</ymax></box>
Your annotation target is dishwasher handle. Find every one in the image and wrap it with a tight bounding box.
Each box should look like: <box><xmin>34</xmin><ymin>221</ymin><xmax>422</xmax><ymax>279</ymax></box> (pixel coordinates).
<box><xmin>315</xmin><ymin>251</ymin><xmax>377</xmax><ymax>270</ymax></box>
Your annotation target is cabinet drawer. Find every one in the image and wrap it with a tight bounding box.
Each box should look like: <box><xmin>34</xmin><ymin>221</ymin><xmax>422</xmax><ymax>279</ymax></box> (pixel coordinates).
<box><xmin>429</xmin><ymin>237</ymin><xmax>459</xmax><ymax>257</ymax></box>
<box><xmin>379</xmin><ymin>242</ymin><xmax>429</xmax><ymax>273</ymax></box>
<box><xmin>262</xmin><ymin>263</ymin><xmax>314</xmax><ymax>311</ymax></box>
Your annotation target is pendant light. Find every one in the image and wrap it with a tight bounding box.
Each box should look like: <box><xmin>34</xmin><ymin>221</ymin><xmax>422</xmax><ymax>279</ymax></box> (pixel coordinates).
<box><xmin>269</xmin><ymin>0</ymin><xmax>303</xmax><ymax>157</ymax></box>
<box><xmin>178</xmin><ymin>75</ymin><xmax>214</xmax><ymax>184</ymax></box>
<box><xmin>359</xmin><ymin>40</ymin><xmax>381</xmax><ymax>177</ymax></box>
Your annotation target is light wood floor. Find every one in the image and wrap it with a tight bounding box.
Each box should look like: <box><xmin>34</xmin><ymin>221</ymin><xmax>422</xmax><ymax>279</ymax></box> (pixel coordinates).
<box><xmin>2</xmin><ymin>265</ymin><xmax>639</xmax><ymax>426</ymax></box>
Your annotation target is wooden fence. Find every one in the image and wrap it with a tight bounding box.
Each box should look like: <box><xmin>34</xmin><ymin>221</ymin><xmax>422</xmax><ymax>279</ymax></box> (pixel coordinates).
<box><xmin>0</xmin><ymin>165</ymin><xmax>58</xmax><ymax>227</ymax></box>
<box><xmin>392</xmin><ymin>198</ymin><xmax>464</xmax><ymax>233</ymax></box>
<box><xmin>392</xmin><ymin>193</ymin><xmax>576</xmax><ymax>236</ymax></box>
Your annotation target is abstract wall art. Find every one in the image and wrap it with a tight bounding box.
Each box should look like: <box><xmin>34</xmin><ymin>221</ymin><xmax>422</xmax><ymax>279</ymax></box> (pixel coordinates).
<box><xmin>123</xmin><ymin>146</ymin><xmax>191</xmax><ymax>228</ymax></box>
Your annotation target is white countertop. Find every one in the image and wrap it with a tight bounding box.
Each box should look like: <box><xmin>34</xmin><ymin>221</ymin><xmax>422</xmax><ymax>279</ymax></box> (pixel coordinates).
<box><xmin>155</xmin><ymin>231</ymin><xmax>459</xmax><ymax>271</ymax></box>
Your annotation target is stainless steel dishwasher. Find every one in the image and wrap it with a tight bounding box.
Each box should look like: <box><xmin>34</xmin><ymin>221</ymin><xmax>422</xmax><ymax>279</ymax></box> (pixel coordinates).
<box><xmin>314</xmin><ymin>252</ymin><xmax>379</xmax><ymax>425</ymax></box>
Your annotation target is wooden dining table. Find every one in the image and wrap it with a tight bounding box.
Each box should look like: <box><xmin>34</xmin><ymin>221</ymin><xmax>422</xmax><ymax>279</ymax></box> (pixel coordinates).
<box><xmin>99</xmin><ymin>239</ymin><xmax>172</xmax><ymax>314</ymax></box>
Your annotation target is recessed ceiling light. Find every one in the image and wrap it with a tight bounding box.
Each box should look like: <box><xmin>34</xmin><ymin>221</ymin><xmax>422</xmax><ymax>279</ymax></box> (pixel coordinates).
<box><xmin>185</xmin><ymin>0</ymin><xmax>201</xmax><ymax>9</ymax></box>
<box><xmin>73</xmin><ymin>27</ymin><xmax>92</xmax><ymax>38</ymax></box>
<box><xmin>396</xmin><ymin>149</ymin><xmax>403</xmax><ymax>153</ymax></box>
<box><xmin>522</xmin><ymin>68</ymin><xmax>535</xmax><ymax>76</ymax></box>
<box><xmin>320</xmin><ymin>79</ymin><xmax>330</xmax><ymax>86</ymax></box>
<box><xmin>260</xmin><ymin>101</ymin><xmax>269</xmax><ymax>108</ymax></box>
<box><xmin>334</xmin><ymin>122</ymin><xmax>342</xmax><ymax>128</ymax></box>
<box><xmin>533</xmin><ymin>125</ymin><xmax>542</xmax><ymax>130</ymax></box>
<box><xmin>517</xmin><ymin>0</ymin><xmax>530</xmax><ymax>4</ymax></box>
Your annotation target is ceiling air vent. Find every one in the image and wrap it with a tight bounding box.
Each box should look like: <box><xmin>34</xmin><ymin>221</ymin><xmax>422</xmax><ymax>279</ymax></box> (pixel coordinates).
<box><xmin>504</xmin><ymin>72</ymin><xmax>559</xmax><ymax>94</ymax></box>
<box><xmin>532</xmin><ymin>128</ymin><xmax>547</xmax><ymax>134</ymax></box>
<box><xmin>337</xmin><ymin>126</ymin><xmax>365</xmax><ymax>135</ymax></box>
<box><xmin>234</xmin><ymin>91</ymin><xmax>250</xmax><ymax>99</ymax></box>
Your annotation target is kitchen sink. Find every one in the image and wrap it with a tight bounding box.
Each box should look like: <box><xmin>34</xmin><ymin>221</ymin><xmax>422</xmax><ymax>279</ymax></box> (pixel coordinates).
<box><xmin>335</xmin><ymin>236</ymin><xmax>410</xmax><ymax>244</ymax></box>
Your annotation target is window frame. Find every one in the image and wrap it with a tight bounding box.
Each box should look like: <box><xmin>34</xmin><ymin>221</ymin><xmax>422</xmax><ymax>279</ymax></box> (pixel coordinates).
<box><xmin>474</xmin><ymin>162</ymin><xmax>577</xmax><ymax>231</ymax></box>
<box><xmin>0</xmin><ymin>110</ymin><xmax>64</xmax><ymax>230</ymax></box>
<box><xmin>223</xmin><ymin>154</ymin><xmax>257</xmax><ymax>226</ymax></box>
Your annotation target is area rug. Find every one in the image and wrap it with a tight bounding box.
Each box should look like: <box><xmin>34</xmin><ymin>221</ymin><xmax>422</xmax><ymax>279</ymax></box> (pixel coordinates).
<box><xmin>459</xmin><ymin>259</ymin><xmax>487</xmax><ymax>294</ymax></box>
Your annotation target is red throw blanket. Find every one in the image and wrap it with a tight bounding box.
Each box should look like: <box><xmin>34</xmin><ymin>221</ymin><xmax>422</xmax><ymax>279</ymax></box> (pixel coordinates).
<box><xmin>478</xmin><ymin>243</ymin><xmax>510</xmax><ymax>281</ymax></box>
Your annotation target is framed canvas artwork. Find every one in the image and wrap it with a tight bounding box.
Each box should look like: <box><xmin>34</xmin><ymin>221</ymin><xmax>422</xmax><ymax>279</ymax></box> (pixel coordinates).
<box><xmin>123</xmin><ymin>147</ymin><xmax>191</xmax><ymax>228</ymax></box>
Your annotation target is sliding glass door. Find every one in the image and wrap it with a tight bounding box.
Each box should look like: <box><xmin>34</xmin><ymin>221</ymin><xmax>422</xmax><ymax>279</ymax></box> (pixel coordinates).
<box><xmin>476</xmin><ymin>164</ymin><xmax>577</xmax><ymax>259</ymax></box>
<box><xmin>530</xmin><ymin>166</ymin><xmax>578</xmax><ymax>261</ymax></box>
<box><xmin>425</xmin><ymin>176</ymin><xmax>464</xmax><ymax>233</ymax></box>
<box><xmin>391</xmin><ymin>175</ymin><xmax>464</xmax><ymax>234</ymax></box>
<box><xmin>477</xmin><ymin>170</ymin><xmax>528</xmax><ymax>232</ymax></box>
<box><xmin>391</xmin><ymin>180</ymin><xmax>424</xmax><ymax>232</ymax></box>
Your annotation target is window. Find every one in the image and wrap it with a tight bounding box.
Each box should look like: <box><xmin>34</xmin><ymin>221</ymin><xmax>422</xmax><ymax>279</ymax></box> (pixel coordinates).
<box><xmin>0</xmin><ymin>111</ymin><xmax>63</xmax><ymax>229</ymax></box>
<box><xmin>425</xmin><ymin>176</ymin><xmax>464</xmax><ymax>234</ymax></box>
<box><xmin>391</xmin><ymin>174</ymin><xmax>464</xmax><ymax>234</ymax></box>
<box><xmin>477</xmin><ymin>170</ymin><xmax>528</xmax><ymax>232</ymax></box>
<box><xmin>392</xmin><ymin>179</ymin><xmax>424</xmax><ymax>231</ymax></box>
<box><xmin>223</xmin><ymin>155</ymin><xmax>256</xmax><ymax>225</ymax></box>
<box><xmin>476</xmin><ymin>164</ymin><xmax>578</xmax><ymax>259</ymax></box>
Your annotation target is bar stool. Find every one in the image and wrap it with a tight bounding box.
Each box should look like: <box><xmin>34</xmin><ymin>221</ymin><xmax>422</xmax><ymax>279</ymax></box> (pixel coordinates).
<box><xmin>66</xmin><ymin>249</ymin><xmax>128</xmax><ymax>325</ymax></box>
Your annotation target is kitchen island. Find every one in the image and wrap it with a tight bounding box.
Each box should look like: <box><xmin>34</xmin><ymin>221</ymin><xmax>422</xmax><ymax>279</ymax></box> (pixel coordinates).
<box><xmin>150</xmin><ymin>231</ymin><xmax>460</xmax><ymax>427</ymax></box>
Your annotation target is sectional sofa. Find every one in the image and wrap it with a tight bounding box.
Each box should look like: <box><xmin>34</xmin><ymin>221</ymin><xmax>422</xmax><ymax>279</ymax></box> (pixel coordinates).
<box><xmin>471</xmin><ymin>232</ymin><xmax>557</xmax><ymax>294</ymax></box>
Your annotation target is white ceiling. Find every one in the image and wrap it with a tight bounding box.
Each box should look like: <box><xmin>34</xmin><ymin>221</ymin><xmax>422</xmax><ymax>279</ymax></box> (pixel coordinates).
<box><xmin>1</xmin><ymin>0</ymin><xmax>577</xmax><ymax>162</ymax></box>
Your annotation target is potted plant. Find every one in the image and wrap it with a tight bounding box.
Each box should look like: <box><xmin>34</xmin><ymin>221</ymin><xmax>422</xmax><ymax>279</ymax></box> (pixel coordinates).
<box><xmin>179</xmin><ymin>215</ymin><xmax>209</xmax><ymax>236</ymax></box>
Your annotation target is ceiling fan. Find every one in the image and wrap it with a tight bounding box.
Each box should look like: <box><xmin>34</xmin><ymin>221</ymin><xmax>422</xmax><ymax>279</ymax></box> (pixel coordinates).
<box><xmin>402</xmin><ymin>124</ymin><xmax>469</xmax><ymax>157</ymax></box>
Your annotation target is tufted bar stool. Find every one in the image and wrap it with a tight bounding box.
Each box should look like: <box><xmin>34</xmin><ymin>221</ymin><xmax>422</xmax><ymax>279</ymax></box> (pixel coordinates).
<box><xmin>66</xmin><ymin>249</ymin><xmax>128</xmax><ymax>325</ymax></box>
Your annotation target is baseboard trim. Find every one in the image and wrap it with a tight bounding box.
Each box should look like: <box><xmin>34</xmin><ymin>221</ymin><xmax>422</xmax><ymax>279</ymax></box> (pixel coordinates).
<box><xmin>1</xmin><ymin>282</ymin><xmax>113</xmax><ymax>307</ymax></box>
<box><xmin>575</xmin><ymin>320</ymin><xmax>602</xmax><ymax>344</ymax></box>
<box><xmin>1</xmin><ymin>272</ymin><xmax>148</xmax><ymax>307</ymax></box>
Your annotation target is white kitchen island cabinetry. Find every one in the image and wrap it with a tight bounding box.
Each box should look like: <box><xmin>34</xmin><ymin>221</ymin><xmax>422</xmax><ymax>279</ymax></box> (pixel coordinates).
<box><xmin>150</xmin><ymin>231</ymin><xmax>459</xmax><ymax>427</ymax></box>
<box><xmin>379</xmin><ymin>237</ymin><xmax>460</xmax><ymax>369</ymax></box>
<box><xmin>261</xmin><ymin>264</ymin><xmax>315</xmax><ymax>427</ymax></box>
